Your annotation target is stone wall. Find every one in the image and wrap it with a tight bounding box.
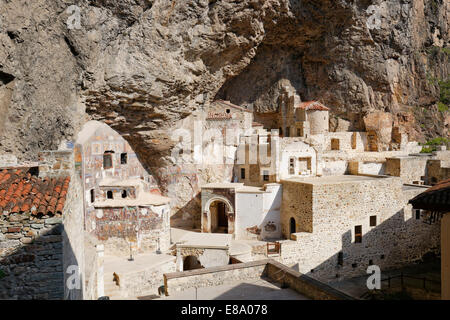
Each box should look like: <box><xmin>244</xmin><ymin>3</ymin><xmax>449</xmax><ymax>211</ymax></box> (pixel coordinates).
<box><xmin>38</xmin><ymin>150</ymin><xmax>73</xmax><ymax>179</ymax></box>
<box><xmin>279</xmin><ymin>176</ymin><xmax>440</xmax><ymax>282</ymax></box>
<box><xmin>119</xmin><ymin>258</ymin><xmax>176</xmax><ymax>298</ymax></box>
<box><xmin>62</xmin><ymin>163</ymin><xmax>90</xmax><ymax>300</ymax></box>
<box><xmin>164</xmin><ymin>259</ymin><xmax>354</xmax><ymax>300</ymax></box>
<box><xmin>164</xmin><ymin>260</ymin><xmax>268</xmax><ymax>296</ymax></box>
<box><xmin>0</xmin><ymin>154</ymin><xmax>17</xmax><ymax>167</ymax></box>
<box><xmin>265</xmin><ymin>260</ymin><xmax>354</xmax><ymax>300</ymax></box>
<box><xmin>280</xmin><ymin>181</ymin><xmax>313</xmax><ymax>235</ymax></box>
<box><xmin>427</xmin><ymin>159</ymin><xmax>450</xmax><ymax>184</ymax></box>
<box><xmin>0</xmin><ymin>213</ymin><xmax>64</xmax><ymax>299</ymax></box>
<box><xmin>385</xmin><ymin>156</ymin><xmax>431</xmax><ymax>184</ymax></box>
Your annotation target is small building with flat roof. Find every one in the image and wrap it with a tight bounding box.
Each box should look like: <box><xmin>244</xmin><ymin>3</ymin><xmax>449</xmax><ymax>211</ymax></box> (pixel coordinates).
<box><xmin>279</xmin><ymin>174</ymin><xmax>441</xmax><ymax>281</ymax></box>
<box><xmin>200</xmin><ymin>182</ymin><xmax>282</xmax><ymax>241</ymax></box>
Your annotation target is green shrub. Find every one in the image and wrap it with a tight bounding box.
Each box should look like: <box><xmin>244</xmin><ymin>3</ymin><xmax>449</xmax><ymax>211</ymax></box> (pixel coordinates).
<box><xmin>420</xmin><ymin>137</ymin><xmax>449</xmax><ymax>153</ymax></box>
<box><xmin>420</xmin><ymin>147</ymin><xmax>434</xmax><ymax>153</ymax></box>
<box><xmin>438</xmin><ymin>102</ymin><xmax>448</xmax><ymax>112</ymax></box>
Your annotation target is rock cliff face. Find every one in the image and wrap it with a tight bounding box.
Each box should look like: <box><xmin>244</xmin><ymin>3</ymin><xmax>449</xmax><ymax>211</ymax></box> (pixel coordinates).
<box><xmin>0</xmin><ymin>0</ymin><xmax>449</xmax><ymax>224</ymax></box>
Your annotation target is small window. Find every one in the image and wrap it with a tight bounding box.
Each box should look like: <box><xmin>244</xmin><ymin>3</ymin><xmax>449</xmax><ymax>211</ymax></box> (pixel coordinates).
<box><xmin>337</xmin><ymin>252</ymin><xmax>343</xmax><ymax>266</ymax></box>
<box><xmin>352</xmin><ymin>263</ymin><xmax>357</xmax><ymax>268</ymax></box>
<box><xmin>279</xmin><ymin>127</ymin><xmax>283</xmax><ymax>136</ymax></box>
<box><xmin>226</xmin><ymin>109</ymin><xmax>230</xmax><ymax>114</ymax></box>
<box><xmin>370</xmin><ymin>216</ymin><xmax>377</xmax><ymax>227</ymax></box>
<box><xmin>289</xmin><ymin>157</ymin><xmax>295</xmax><ymax>175</ymax></box>
<box><xmin>103</xmin><ymin>151</ymin><xmax>114</xmax><ymax>169</ymax></box>
<box><xmin>90</xmin><ymin>189</ymin><xmax>95</xmax><ymax>203</ymax></box>
<box><xmin>355</xmin><ymin>225</ymin><xmax>362</xmax><ymax>243</ymax></box>
<box><xmin>380</xmin><ymin>254</ymin><xmax>385</xmax><ymax>260</ymax></box>
<box><xmin>331</xmin><ymin>138</ymin><xmax>340</xmax><ymax>150</ymax></box>
<box><xmin>122</xmin><ymin>190</ymin><xmax>127</xmax><ymax>198</ymax></box>
<box><xmin>285</xmin><ymin>127</ymin><xmax>290</xmax><ymax>137</ymax></box>
<box><xmin>415</xmin><ymin>209</ymin><xmax>421</xmax><ymax>220</ymax></box>
<box><xmin>107</xmin><ymin>191</ymin><xmax>113</xmax><ymax>199</ymax></box>
<box><xmin>241</xmin><ymin>168</ymin><xmax>246</xmax><ymax>179</ymax></box>
<box><xmin>121</xmin><ymin>153</ymin><xmax>128</xmax><ymax>164</ymax></box>
<box><xmin>369</xmin><ymin>259</ymin><xmax>373</xmax><ymax>266</ymax></box>
<box><xmin>263</xmin><ymin>170</ymin><xmax>269</xmax><ymax>181</ymax></box>
<box><xmin>297</xmin><ymin>128</ymin><xmax>301</xmax><ymax>137</ymax></box>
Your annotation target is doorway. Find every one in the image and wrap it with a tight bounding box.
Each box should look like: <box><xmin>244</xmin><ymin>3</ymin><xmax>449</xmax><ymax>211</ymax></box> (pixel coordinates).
<box><xmin>290</xmin><ymin>217</ymin><xmax>296</xmax><ymax>234</ymax></box>
<box><xmin>210</xmin><ymin>201</ymin><xmax>228</xmax><ymax>233</ymax></box>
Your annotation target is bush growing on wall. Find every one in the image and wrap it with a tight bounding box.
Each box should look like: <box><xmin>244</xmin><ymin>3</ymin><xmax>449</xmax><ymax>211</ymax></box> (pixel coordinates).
<box><xmin>420</xmin><ymin>137</ymin><xmax>449</xmax><ymax>153</ymax></box>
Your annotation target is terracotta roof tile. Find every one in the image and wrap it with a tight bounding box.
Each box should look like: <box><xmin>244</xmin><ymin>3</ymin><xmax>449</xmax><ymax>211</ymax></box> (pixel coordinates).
<box><xmin>297</xmin><ymin>101</ymin><xmax>330</xmax><ymax>111</ymax></box>
<box><xmin>0</xmin><ymin>167</ymin><xmax>70</xmax><ymax>216</ymax></box>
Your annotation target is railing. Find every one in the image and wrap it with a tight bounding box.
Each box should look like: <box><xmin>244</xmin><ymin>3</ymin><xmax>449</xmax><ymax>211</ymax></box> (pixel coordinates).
<box><xmin>381</xmin><ymin>272</ymin><xmax>441</xmax><ymax>292</ymax></box>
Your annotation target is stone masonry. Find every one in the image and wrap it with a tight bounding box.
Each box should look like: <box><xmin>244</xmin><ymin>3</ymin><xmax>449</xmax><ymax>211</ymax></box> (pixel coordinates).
<box><xmin>0</xmin><ymin>213</ymin><xmax>64</xmax><ymax>299</ymax></box>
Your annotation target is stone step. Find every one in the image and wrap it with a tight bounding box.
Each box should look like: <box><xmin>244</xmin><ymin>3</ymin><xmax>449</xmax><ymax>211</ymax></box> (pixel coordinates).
<box><xmin>105</xmin><ymin>283</ymin><xmax>120</xmax><ymax>291</ymax></box>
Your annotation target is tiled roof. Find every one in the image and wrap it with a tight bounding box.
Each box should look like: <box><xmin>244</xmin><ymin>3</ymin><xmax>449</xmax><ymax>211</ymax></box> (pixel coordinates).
<box><xmin>0</xmin><ymin>168</ymin><xmax>70</xmax><ymax>215</ymax></box>
<box><xmin>408</xmin><ymin>178</ymin><xmax>450</xmax><ymax>212</ymax></box>
<box><xmin>213</xmin><ymin>100</ymin><xmax>253</xmax><ymax>113</ymax></box>
<box><xmin>297</xmin><ymin>101</ymin><xmax>330</xmax><ymax>111</ymax></box>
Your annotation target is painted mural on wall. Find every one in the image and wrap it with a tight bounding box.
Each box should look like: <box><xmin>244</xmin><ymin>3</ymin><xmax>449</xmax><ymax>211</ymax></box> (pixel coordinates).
<box><xmin>74</xmin><ymin>121</ymin><xmax>166</xmax><ymax>252</ymax></box>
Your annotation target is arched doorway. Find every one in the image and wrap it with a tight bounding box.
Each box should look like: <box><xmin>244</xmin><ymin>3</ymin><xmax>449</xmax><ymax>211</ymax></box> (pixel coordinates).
<box><xmin>290</xmin><ymin>217</ymin><xmax>296</xmax><ymax>234</ymax></box>
<box><xmin>210</xmin><ymin>201</ymin><xmax>228</xmax><ymax>233</ymax></box>
<box><xmin>183</xmin><ymin>256</ymin><xmax>203</xmax><ymax>271</ymax></box>
<box><xmin>203</xmin><ymin>196</ymin><xmax>234</xmax><ymax>234</ymax></box>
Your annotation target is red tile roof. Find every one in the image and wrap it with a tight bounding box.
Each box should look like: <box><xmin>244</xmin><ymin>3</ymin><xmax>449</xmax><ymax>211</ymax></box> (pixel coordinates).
<box><xmin>297</xmin><ymin>101</ymin><xmax>330</xmax><ymax>111</ymax></box>
<box><xmin>409</xmin><ymin>178</ymin><xmax>450</xmax><ymax>212</ymax></box>
<box><xmin>0</xmin><ymin>168</ymin><xmax>70</xmax><ymax>216</ymax></box>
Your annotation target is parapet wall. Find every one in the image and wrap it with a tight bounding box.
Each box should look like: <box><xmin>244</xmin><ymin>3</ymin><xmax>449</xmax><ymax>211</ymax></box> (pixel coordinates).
<box><xmin>163</xmin><ymin>259</ymin><xmax>354</xmax><ymax>300</ymax></box>
<box><xmin>164</xmin><ymin>260</ymin><xmax>267</xmax><ymax>296</ymax></box>
<box><xmin>265</xmin><ymin>260</ymin><xmax>354</xmax><ymax>300</ymax></box>
<box><xmin>38</xmin><ymin>150</ymin><xmax>73</xmax><ymax>179</ymax></box>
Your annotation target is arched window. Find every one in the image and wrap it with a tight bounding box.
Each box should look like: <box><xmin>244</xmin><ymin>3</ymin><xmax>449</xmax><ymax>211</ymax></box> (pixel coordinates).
<box><xmin>122</xmin><ymin>190</ymin><xmax>127</xmax><ymax>198</ymax></box>
<box><xmin>103</xmin><ymin>150</ymin><xmax>114</xmax><ymax>169</ymax></box>
<box><xmin>107</xmin><ymin>190</ymin><xmax>113</xmax><ymax>199</ymax></box>
<box><xmin>290</xmin><ymin>217</ymin><xmax>296</xmax><ymax>234</ymax></box>
<box><xmin>90</xmin><ymin>189</ymin><xmax>95</xmax><ymax>203</ymax></box>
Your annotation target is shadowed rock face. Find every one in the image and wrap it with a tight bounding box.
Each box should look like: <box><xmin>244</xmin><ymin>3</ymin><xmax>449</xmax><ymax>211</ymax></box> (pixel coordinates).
<box><xmin>0</xmin><ymin>0</ymin><xmax>449</xmax><ymax>220</ymax></box>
